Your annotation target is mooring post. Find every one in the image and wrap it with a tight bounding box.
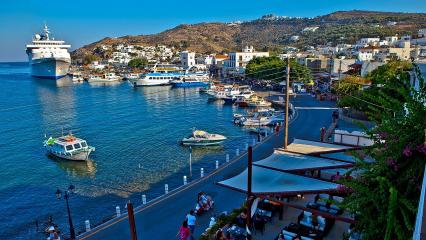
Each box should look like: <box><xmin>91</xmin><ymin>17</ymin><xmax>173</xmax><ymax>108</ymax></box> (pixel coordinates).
<box><xmin>142</xmin><ymin>194</ymin><xmax>147</xmax><ymax>205</ymax></box>
<box><xmin>116</xmin><ymin>206</ymin><xmax>121</xmax><ymax>217</ymax></box>
<box><xmin>85</xmin><ymin>220</ymin><xmax>91</xmax><ymax>232</ymax></box>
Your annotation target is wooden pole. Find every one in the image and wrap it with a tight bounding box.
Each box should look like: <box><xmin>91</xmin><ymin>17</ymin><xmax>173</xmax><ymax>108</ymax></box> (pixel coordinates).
<box><xmin>284</xmin><ymin>57</ymin><xmax>290</xmax><ymax>149</ymax></box>
<box><xmin>127</xmin><ymin>201</ymin><xmax>138</xmax><ymax>240</ymax></box>
<box><xmin>246</xmin><ymin>146</ymin><xmax>253</xmax><ymax>239</ymax></box>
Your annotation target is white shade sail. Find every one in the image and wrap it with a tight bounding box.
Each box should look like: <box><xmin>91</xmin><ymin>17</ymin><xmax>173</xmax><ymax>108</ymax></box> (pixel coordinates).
<box><xmin>217</xmin><ymin>166</ymin><xmax>340</xmax><ymax>196</ymax></box>
<box><xmin>254</xmin><ymin>150</ymin><xmax>354</xmax><ymax>171</ymax></box>
<box><xmin>285</xmin><ymin>139</ymin><xmax>355</xmax><ymax>155</ymax></box>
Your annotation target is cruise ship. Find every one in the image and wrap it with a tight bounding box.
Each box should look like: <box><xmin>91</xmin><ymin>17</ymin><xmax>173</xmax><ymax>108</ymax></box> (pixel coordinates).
<box><xmin>26</xmin><ymin>24</ymin><xmax>71</xmax><ymax>79</ymax></box>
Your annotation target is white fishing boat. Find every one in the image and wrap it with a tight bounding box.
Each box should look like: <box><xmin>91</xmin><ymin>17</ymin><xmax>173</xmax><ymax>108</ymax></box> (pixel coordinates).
<box><xmin>123</xmin><ymin>72</ymin><xmax>140</xmax><ymax>80</ymax></box>
<box><xmin>246</xmin><ymin>98</ymin><xmax>272</xmax><ymax>108</ymax></box>
<box><xmin>181</xmin><ymin>129</ymin><xmax>227</xmax><ymax>146</ymax></box>
<box><xmin>237</xmin><ymin>112</ymin><xmax>284</xmax><ymax>126</ymax></box>
<box><xmin>43</xmin><ymin>133</ymin><xmax>95</xmax><ymax>161</ymax></box>
<box><xmin>71</xmin><ymin>72</ymin><xmax>84</xmax><ymax>83</ymax></box>
<box><xmin>88</xmin><ymin>72</ymin><xmax>120</xmax><ymax>83</ymax></box>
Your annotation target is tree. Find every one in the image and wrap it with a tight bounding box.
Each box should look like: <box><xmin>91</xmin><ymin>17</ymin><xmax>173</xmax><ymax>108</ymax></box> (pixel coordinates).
<box><xmin>83</xmin><ymin>54</ymin><xmax>98</xmax><ymax>65</ymax></box>
<box><xmin>336</xmin><ymin>61</ymin><xmax>413</xmax><ymax>121</ymax></box>
<box><xmin>245</xmin><ymin>56</ymin><xmax>312</xmax><ymax>83</ymax></box>
<box><xmin>340</xmin><ymin>61</ymin><xmax>426</xmax><ymax>240</ymax></box>
<box><xmin>128</xmin><ymin>58</ymin><xmax>148</xmax><ymax>69</ymax></box>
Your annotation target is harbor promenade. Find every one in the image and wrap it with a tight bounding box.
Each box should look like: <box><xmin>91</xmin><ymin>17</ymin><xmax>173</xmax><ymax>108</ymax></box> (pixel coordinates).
<box><xmin>78</xmin><ymin>94</ymin><xmax>337</xmax><ymax>240</ymax></box>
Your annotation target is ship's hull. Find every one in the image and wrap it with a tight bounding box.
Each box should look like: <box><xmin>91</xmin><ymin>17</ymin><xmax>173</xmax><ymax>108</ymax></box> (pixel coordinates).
<box><xmin>30</xmin><ymin>57</ymin><xmax>70</xmax><ymax>79</ymax></box>
<box><xmin>130</xmin><ymin>78</ymin><xmax>171</xmax><ymax>86</ymax></box>
<box><xmin>47</xmin><ymin>150</ymin><xmax>92</xmax><ymax>161</ymax></box>
<box><xmin>172</xmin><ymin>81</ymin><xmax>209</xmax><ymax>87</ymax></box>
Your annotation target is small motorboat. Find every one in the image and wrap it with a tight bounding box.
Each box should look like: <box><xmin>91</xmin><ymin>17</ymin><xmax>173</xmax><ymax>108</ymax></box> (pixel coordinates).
<box><xmin>181</xmin><ymin>129</ymin><xmax>227</xmax><ymax>146</ymax></box>
<box><xmin>246</xmin><ymin>127</ymin><xmax>270</xmax><ymax>136</ymax></box>
<box><xmin>88</xmin><ymin>72</ymin><xmax>120</xmax><ymax>83</ymax></box>
<box><xmin>43</xmin><ymin>132</ymin><xmax>95</xmax><ymax>161</ymax></box>
<box><xmin>237</xmin><ymin>112</ymin><xmax>284</xmax><ymax>126</ymax></box>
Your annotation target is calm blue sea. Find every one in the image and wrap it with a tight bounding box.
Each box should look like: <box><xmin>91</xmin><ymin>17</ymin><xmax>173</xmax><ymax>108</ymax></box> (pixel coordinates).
<box><xmin>0</xmin><ymin>62</ymin><xmax>257</xmax><ymax>239</ymax></box>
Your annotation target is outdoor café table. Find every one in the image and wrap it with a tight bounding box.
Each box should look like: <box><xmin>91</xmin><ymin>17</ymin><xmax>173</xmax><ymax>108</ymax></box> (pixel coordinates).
<box><xmin>227</xmin><ymin>224</ymin><xmax>247</xmax><ymax>239</ymax></box>
<box><xmin>256</xmin><ymin>208</ymin><xmax>272</xmax><ymax>218</ymax></box>
<box><xmin>307</xmin><ymin>202</ymin><xmax>340</xmax><ymax>216</ymax></box>
<box><xmin>284</xmin><ymin>223</ymin><xmax>323</xmax><ymax>240</ymax></box>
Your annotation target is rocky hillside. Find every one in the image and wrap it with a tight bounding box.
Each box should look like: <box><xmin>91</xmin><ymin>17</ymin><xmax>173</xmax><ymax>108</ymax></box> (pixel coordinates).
<box><xmin>72</xmin><ymin>10</ymin><xmax>426</xmax><ymax>61</ymax></box>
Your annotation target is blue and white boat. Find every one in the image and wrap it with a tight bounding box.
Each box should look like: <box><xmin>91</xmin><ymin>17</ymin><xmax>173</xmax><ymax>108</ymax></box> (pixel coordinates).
<box><xmin>129</xmin><ymin>72</ymin><xmax>182</xmax><ymax>86</ymax></box>
<box><xmin>129</xmin><ymin>65</ymin><xmax>183</xmax><ymax>86</ymax></box>
<box><xmin>171</xmin><ymin>72</ymin><xmax>210</xmax><ymax>87</ymax></box>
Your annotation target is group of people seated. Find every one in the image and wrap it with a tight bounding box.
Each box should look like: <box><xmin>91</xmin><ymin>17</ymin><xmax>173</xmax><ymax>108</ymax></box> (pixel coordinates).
<box><xmin>195</xmin><ymin>192</ymin><xmax>214</xmax><ymax>214</ymax></box>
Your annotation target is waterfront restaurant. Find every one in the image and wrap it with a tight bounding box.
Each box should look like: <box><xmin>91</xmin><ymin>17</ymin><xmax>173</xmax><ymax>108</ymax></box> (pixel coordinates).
<box><xmin>217</xmin><ymin>139</ymin><xmax>361</xmax><ymax>239</ymax></box>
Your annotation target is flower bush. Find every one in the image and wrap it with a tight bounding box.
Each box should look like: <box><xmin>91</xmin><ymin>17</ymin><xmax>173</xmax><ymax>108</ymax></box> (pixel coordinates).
<box><xmin>340</xmin><ymin>61</ymin><xmax>426</xmax><ymax>239</ymax></box>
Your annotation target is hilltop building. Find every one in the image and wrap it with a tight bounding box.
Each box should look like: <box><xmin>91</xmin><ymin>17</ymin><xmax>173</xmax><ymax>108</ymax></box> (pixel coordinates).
<box><xmin>180</xmin><ymin>51</ymin><xmax>196</xmax><ymax>69</ymax></box>
<box><xmin>227</xmin><ymin>46</ymin><xmax>269</xmax><ymax>72</ymax></box>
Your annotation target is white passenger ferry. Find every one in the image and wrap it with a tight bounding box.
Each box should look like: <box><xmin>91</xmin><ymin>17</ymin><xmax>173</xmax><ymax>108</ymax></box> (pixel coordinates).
<box><xmin>25</xmin><ymin>24</ymin><xmax>71</xmax><ymax>79</ymax></box>
<box><xmin>129</xmin><ymin>65</ymin><xmax>183</xmax><ymax>86</ymax></box>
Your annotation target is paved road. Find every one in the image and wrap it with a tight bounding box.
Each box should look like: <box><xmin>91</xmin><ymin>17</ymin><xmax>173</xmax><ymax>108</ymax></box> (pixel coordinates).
<box><xmin>78</xmin><ymin>94</ymin><xmax>336</xmax><ymax>240</ymax></box>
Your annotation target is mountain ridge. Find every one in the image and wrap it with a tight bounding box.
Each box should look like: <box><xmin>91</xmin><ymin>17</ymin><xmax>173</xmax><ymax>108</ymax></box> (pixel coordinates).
<box><xmin>72</xmin><ymin>10</ymin><xmax>426</xmax><ymax>62</ymax></box>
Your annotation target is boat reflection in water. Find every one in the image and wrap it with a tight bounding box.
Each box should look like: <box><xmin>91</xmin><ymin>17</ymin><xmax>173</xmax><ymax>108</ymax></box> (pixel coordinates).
<box><xmin>88</xmin><ymin>81</ymin><xmax>122</xmax><ymax>87</ymax></box>
<box><xmin>54</xmin><ymin>158</ymin><xmax>97</xmax><ymax>177</ymax></box>
<box><xmin>187</xmin><ymin>145</ymin><xmax>224</xmax><ymax>158</ymax></box>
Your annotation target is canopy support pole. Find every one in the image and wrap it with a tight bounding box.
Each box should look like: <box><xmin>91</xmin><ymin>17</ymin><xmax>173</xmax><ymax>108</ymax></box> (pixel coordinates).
<box><xmin>246</xmin><ymin>146</ymin><xmax>253</xmax><ymax>239</ymax></box>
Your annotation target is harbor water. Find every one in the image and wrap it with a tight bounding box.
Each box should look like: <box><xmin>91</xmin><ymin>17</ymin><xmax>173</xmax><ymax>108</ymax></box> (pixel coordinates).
<box><xmin>0</xmin><ymin>62</ymin><xmax>260</xmax><ymax>239</ymax></box>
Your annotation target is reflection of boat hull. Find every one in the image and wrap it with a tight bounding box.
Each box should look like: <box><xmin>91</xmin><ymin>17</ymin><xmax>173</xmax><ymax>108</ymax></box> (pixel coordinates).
<box><xmin>47</xmin><ymin>149</ymin><xmax>93</xmax><ymax>161</ymax></box>
<box><xmin>130</xmin><ymin>78</ymin><xmax>171</xmax><ymax>86</ymax></box>
<box><xmin>181</xmin><ymin>139</ymin><xmax>226</xmax><ymax>146</ymax></box>
<box><xmin>172</xmin><ymin>81</ymin><xmax>209</xmax><ymax>87</ymax></box>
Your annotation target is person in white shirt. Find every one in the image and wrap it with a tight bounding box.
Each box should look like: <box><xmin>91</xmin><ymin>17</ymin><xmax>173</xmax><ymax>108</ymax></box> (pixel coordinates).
<box><xmin>186</xmin><ymin>210</ymin><xmax>197</xmax><ymax>240</ymax></box>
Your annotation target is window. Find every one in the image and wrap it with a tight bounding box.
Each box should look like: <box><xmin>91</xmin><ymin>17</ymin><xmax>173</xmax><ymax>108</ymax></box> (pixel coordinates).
<box><xmin>73</xmin><ymin>143</ymin><xmax>81</xmax><ymax>149</ymax></box>
<box><xmin>149</xmin><ymin>77</ymin><xmax>153</xmax><ymax>79</ymax></box>
<box><xmin>81</xmin><ymin>142</ymin><xmax>87</xmax><ymax>147</ymax></box>
<box><xmin>65</xmin><ymin>145</ymin><xmax>73</xmax><ymax>151</ymax></box>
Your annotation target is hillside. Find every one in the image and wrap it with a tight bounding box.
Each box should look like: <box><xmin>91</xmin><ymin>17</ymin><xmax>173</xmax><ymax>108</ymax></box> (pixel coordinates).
<box><xmin>72</xmin><ymin>10</ymin><xmax>426</xmax><ymax>61</ymax></box>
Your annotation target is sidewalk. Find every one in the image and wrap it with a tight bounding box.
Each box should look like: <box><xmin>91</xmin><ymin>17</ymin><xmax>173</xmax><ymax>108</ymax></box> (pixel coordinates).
<box><xmin>78</xmin><ymin>94</ymin><xmax>337</xmax><ymax>240</ymax></box>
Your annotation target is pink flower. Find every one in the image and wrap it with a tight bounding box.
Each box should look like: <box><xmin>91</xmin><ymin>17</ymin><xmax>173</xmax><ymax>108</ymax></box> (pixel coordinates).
<box><xmin>417</xmin><ymin>144</ymin><xmax>426</xmax><ymax>155</ymax></box>
<box><xmin>403</xmin><ymin>146</ymin><xmax>412</xmax><ymax>157</ymax></box>
<box><xmin>379</xmin><ymin>132</ymin><xmax>389</xmax><ymax>139</ymax></box>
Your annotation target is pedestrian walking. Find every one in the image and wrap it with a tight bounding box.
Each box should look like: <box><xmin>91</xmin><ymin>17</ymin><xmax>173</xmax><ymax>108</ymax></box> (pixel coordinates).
<box><xmin>186</xmin><ymin>210</ymin><xmax>197</xmax><ymax>240</ymax></box>
<box><xmin>176</xmin><ymin>220</ymin><xmax>191</xmax><ymax>240</ymax></box>
<box><xmin>275</xmin><ymin>123</ymin><xmax>280</xmax><ymax>134</ymax></box>
<box><xmin>320</xmin><ymin>127</ymin><xmax>325</xmax><ymax>142</ymax></box>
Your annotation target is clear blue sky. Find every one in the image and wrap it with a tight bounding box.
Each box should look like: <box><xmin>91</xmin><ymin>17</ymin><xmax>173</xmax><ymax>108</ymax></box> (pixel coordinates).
<box><xmin>1</xmin><ymin>0</ymin><xmax>425</xmax><ymax>61</ymax></box>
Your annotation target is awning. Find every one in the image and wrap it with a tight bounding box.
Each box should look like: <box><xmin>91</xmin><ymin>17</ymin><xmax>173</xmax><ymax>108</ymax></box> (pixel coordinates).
<box><xmin>285</xmin><ymin>139</ymin><xmax>356</xmax><ymax>155</ymax></box>
<box><xmin>320</xmin><ymin>152</ymin><xmax>358</xmax><ymax>163</ymax></box>
<box><xmin>254</xmin><ymin>150</ymin><xmax>354</xmax><ymax>172</ymax></box>
<box><xmin>217</xmin><ymin>166</ymin><xmax>340</xmax><ymax>196</ymax></box>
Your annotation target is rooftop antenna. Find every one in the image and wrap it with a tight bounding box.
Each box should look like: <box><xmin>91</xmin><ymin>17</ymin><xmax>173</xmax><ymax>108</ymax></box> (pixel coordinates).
<box><xmin>43</xmin><ymin>22</ymin><xmax>50</xmax><ymax>40</ymax></box>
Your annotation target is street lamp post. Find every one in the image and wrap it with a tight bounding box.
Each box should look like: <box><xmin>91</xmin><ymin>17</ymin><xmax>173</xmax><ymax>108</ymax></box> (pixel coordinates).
<box><xmin>284</xmin><ymin>57</ymin><xmax>290</xmax><ymax>149</ymax></box>
<box><xmin>56</xmin><ymin>185</ymin><xmax>76</xmax><ymax>240</ymax></box>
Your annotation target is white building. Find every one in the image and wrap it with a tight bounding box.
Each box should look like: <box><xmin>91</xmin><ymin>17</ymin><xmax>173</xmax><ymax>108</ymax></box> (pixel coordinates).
<box><xmin>356</xmin><ymin>38</ymin><xmax>380</xmax><ymax>48</ymax></box>
<box><xmin>180</xmin><ymin>51</ymin><xmax>196</xmax><ymax>69</ymax></box>
<box><xmin>302</xmin><ymin>27</ymin><xmax>319</xmax><ymax>33</ymax></box>
<box><xmin>419</xmin><ymin>29</ymin><xmax>426</xmax><ymax>38</ymax></box>
<box><xmin>228</xmin><ymin>46</ymin><xmax>269</xmax><ymax>71</ymax></box>
<box><xmin>290</xmin><ymin>36</ymin><xmax>300</xmax><ymax>42</ymax></box>
<box><xmin>385</xmin><ymin>36</ymin><xmax>399</xmax><ymax>45</ymax></box>
<box><xmin>357</xmin><ymin>46</ymin><xmax>382</xmax><ymax>61</ymax></box>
